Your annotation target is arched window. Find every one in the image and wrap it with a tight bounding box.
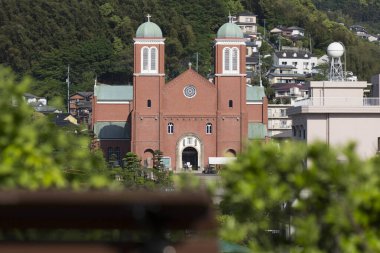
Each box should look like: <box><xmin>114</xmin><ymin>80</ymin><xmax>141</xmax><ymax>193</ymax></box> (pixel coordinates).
<box><xmin>150</xmin><ymin>47</ymin><xmax>157</xmax><ymax>71</ymax></box>
<box><xmin>224</xmin><ymin>48</ymin><xmax>230</xmax><ymax>71</ymax></box>
<box><xmin>223</xmin><ymin>47</ymin><xmax>239</xmax><ymax>74</ymax></box>
<box><xmin>167</xmin><ymin>122</ymin><xmax>174</xmax><ymax>134</ymax></box>
<box><xmin>141</xmin><ymin>46</ymin><xmax>158</xmax><ymax>73</ymax></box>
<box><xmin>206</xmin><ymin>123</ymin><xmax>212</xmax><ymax>134</ymax></box>
<box><xmin>142</xmin><ymin>47</ymin><xmax>149</xmax><ymax>72</ymax></box>
<box><xmin>232</xmin><ymin>48</ymin><xmax>239</xmax><ymax>71</ymax></box>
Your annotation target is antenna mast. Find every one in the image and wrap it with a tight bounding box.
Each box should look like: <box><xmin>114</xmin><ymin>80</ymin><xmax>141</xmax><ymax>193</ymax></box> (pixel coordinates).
<box><xmin>67</xmin><ymin>65</ymin><xmax>70</xmax><ymax>113</ymax></box>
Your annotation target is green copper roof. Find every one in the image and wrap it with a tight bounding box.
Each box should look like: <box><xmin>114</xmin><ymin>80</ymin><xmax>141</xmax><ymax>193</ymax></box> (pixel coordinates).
<box><xmin>246</xmin><ymin>86</ymin><xmax>266</xmax><ymax>101</ymax></box>
<box><xmin>95</xmin><ymin>83</ymin><xmax>133</xmax><ymax>101</ymax></box>
<box><xmin>136</xmin><ymin>21</ymin><xmax>163</xmax><ymax>38</ymax></box>
<box><xmin>248</xmin><ymin>122</ymin><xmax>267</xmax><ymax>140</ymax></box>
<box><xmin>94</xmin><ymin>122</ymin><xmax>130</xmax><ymax>139</ymax></box>
<box><xmin>217</xmin><ymin>22</ymin><xmax>244</xmax><ymax>39</ymax></box>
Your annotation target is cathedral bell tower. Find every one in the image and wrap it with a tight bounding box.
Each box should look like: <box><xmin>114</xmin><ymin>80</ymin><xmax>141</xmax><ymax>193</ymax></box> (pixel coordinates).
<box><xmin>132</xmin><ymin>15</ymin><xmax>165</xmax><ymax>162</ymax></box>
<box><xmin>214</xmin><ymin>14</ymin><xmax>248</xmax><ymax>156</ymax></box>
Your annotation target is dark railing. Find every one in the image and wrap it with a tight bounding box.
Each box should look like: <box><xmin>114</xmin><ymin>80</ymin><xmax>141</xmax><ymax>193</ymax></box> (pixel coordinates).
<box><xmin>0</xmin><ymin>191</ymin><xmax>218</xmax><ymax>253</ymax></box>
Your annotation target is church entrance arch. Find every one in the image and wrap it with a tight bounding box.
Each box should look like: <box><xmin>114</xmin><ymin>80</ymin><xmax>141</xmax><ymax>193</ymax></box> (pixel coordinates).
<box><xmin>176</xmin><ymin>135</ymin><xmax>203</xmax><ymax>170</ymax></box>
<box><xmin>182</xmin><ymin>147</ymin><xmax>198</xmax><ymax>170</ymax></box>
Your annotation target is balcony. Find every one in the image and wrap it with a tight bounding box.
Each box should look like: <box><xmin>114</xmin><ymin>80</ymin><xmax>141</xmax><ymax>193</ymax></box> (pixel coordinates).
<box><xmin>294</xmin><ymin>97</ymin><xmax>380</xmax><ymax>107</ymax></box>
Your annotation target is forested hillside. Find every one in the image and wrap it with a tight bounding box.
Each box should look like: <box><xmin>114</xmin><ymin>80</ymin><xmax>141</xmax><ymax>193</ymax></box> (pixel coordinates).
<box><xmin>0</xmin><ymin>0</ymin><xmax>379</xmax><ymax>101</ymax></box>
<box><xmin>312</xmin><ymin>0</ymin><xmax>380</xmax><ymax>32</ymax></box>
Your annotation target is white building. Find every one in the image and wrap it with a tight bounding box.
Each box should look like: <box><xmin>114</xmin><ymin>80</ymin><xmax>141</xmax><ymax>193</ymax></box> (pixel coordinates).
<box><xmin>233</xmin><ymin>12</ymin><xmax>257</xmax><ymax>36</ymax></box>
<box><xmin>268</xmin><ymin>104</ymin><xmax>292</xmax><ymax>139</ymax></box>
<box><xmin>273</xmin><ymin>49</ymin><xmax>318</xmax><ymax>75</ymax></box>
<box><xmin>288</xmin><ymin>80</ymin><xmax>380</xmax><ymax>158</ymax></box>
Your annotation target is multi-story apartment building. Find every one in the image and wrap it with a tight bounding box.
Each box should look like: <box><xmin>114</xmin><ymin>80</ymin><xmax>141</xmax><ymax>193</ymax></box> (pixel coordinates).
<box><xmin>267</xmin><ymin>104</ymin><xmax>292</xmax><ymax>139</ymax></box>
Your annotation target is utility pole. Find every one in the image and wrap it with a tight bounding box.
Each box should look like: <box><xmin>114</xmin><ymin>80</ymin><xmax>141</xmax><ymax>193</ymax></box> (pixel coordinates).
<box><xmin>196</xmin><ymin>52</ymin><xmax>199</xmax><ymax>72</ymax></box>
<box><xmin>66</xmin><ymin>65</ymin><xmax>70</xmax><ymax>113</ymax></box>
<box><xmin>259</xmin><ymin>53</ymin><xmax>263</xmax><ymax>87</ymax></box>
<box><xmin>309</xmin><ymin>35</ymin><xmax>312</xmax><ymax>54</ymax></box>
<box><xmin>263</xmin><ymin>19</ymin><xmax>266</xmax><ymax>40</ymax></box>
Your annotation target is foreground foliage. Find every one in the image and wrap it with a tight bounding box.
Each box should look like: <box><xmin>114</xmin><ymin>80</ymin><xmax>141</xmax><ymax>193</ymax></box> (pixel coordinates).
<box><xmin>221</xmin><ymin>141</ymin><xmax>380</xmax><ymax>252</ymax></box>
<box><xmin>0</xmin><ymin>67</ymin><xmax>110</xmax><ymax>189</ymax></box>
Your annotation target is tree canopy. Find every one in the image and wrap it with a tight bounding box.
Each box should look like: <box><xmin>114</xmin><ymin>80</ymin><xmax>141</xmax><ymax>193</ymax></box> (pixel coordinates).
<box><xmin>220</xmin><ymin>141</ymin><xmax>380</xmax><ymax>252</ymax></box>
<box><xmin>0</xmin><ymin>67</ymin><xmax>110</xmax><ymax>189</ymax></box>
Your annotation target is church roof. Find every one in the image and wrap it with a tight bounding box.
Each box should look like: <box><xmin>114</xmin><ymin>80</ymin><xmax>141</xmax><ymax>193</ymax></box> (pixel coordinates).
<box><xmin>136</xmin><ymin>19</ymin><xmax>162</xmax><ymax>38</ymax></box>
<box><xmin>94</xmin><ymin>83</ymin><xmax>133</xmax><ymax>101</ymax></box>
<box><xmin>217</xmin><ymin>22</ymin><xmax>243</xmax><ymax>39</ymax></box>
<box><xmin>246</xmin><ymin>86</ymin><xmax>266</xmax><ymax>101</ymax></box>
<box><xmin>94</xmin><ymin>121</ymin><xmax>130</xmax><ymax>139</ymax></box>
<box><xmin>248</xmin><ymin>122</ymin><xmax>267</xmax><ymax>139</ymax></box>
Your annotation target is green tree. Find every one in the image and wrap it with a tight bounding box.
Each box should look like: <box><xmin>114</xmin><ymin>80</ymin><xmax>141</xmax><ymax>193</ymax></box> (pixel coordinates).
<box><xmin>220</xmin><ymin>141</ymin><xmax>380</xmax><ymax>252</ymax></box>
<box><xmin>0</xmin><ymin>67</ymin><xmax>110</xmax><ymax>190</ymax></box>
<box><xmin>152</xmin><ymin>149</ymin><xmax>164</xmax><ymax>170</ymax></box>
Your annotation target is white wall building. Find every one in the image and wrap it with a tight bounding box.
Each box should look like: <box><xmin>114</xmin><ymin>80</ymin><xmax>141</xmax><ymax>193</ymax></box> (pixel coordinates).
<box><xmin>273</xmin><ymin>50</ymin><xmax>318</xmax><ymax>75</ymax></box>
<box><xmin>233</xmin><ymin>12</ymin><xmax>257</xmax><ymax>36</ymax></box>
<box><xmin>288</xmin><ymin>80</ymin><xmax>380</xmax><ymax>158</ymax></box>
<box><xmin>268</xmin><ymin>104</ymin><xmax>292</xmax><ymax>138</ymax></box>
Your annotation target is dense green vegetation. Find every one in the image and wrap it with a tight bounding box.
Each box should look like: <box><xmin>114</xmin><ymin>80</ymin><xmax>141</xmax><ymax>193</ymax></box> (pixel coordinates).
<box><xmin>220</xmin><ymin>141</ymin><xmax>380</xmax><ymax>252</ymax></box>
<box><xmin>0</xmin><ymin>67</ymin><xmax>110</xmax><ymax>189</ymax></box>
<box><xmin>0</xmin><ymin>0</ymin><xmax>379</xmax><ymax>101</ymax></box>
<box><xmin>312</xmin><ymin>0</ymin><xmax>380</xmax><ymax>33</ymax></box>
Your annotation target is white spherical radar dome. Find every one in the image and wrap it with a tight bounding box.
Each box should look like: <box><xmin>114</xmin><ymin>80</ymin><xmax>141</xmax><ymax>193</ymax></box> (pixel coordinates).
<box><xmin>327</xmin><ymin>42</ymin><xmax>345</xmax><ymax>58</ymax></box>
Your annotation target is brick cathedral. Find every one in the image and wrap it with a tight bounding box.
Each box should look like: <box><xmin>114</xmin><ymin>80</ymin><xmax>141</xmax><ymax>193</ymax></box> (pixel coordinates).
<box><xmin>92</xmin><ymin>16</ymin><xmax>268</xmax><ymax>170</ymax></box>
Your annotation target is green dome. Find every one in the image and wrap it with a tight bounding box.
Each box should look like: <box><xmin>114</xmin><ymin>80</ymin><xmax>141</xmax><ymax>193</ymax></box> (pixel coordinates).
<box><xmin>136</xmin><ymin>21</ymin><xmax>163</xmax><ymax>38</ymax></box>
<box><xmin>217</xmin><ymin>23</ymin><xmax>243</xmax><ymax>39</ymax></box>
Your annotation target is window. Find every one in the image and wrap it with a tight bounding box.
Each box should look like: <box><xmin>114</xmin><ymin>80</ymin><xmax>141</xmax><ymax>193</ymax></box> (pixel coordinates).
<box><xmin>281</xmin><ymin>61</ymin><xmax>287</xmax><ymax>65</ymax></box>
<box><xmin>206</xmin><ymin>123</ymin><xmax>212</xmax><ymax>134</ymax></box>
<box><xmin>292</xmin><ymin>62</ymin><xmax>297</xmax><ymax>66</ymax></box>
<box><xmin>167</xmin><ymin>122</ymin><xmax>174</xmax><ymax>134</ymax></box>
<box><xmin>147</xmin><ymin>99</ymin><xmax>151</xmax><ymax>108</ymax></box>
<box><xmin>223</xmin><ymin>47</ymin><xmax>239</xmax><ymax>73</ymax></box>
<box><xmin>280</xmin><ymin>109</ymin><xmax>286</xmax><ymax>117</ymax></box>
<box><xmin>107</xmin><ymin>147</ymin><xmax>113</xmax><ymax>161</ymax></box>
<box><xmin>232</xmin><ymin>48</ymin><xmax>238</xmax><ymax>71</ymax></box>
<box><xmin>378</xmin><ymin>137</ymin><xmax>380</xmax><ymax>152</ymax></box>
<box><xmin>229</xmin><ymin>100</ymin><xmax>233</xmax><ymax>108</ymax></box>
<box><xmin>114</xmin><ymin>147</ymin><xmax>121</xmax><ymax>161</ymax></box>
<box><xmin>150</xmin><ymin>47</ymin><xmax>157</xmax><ymax>71</ymax></box>
<box><xmin>224</xmin><ymin>48</ymin><xmax>230</xmax><ymax>71</ymax></box>
<box><xmin>141</xmin><ymin>46</ymin><xmax>158</xmax><ymax>73</ymax></box>
<box><xmin>142</xmin><ymin>47</ymin><xmax>149</xmax><ymax>71</ymax></box>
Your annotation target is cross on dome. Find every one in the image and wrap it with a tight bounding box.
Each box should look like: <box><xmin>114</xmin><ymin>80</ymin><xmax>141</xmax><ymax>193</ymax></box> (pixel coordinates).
<box><xmin>228</xmin><ymin>11</ymin><xmax>233</xmax><ymax>23</ymax></box>
<box><xmin>146</xmin><ymin>14</ymin><xmax>151</xmax><ymax>22</ymax></box>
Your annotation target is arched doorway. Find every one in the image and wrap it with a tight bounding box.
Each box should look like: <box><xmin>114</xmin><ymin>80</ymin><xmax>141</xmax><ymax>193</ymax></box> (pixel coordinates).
<box><xmin>143</xmin><ymin>149</ymin><xmax>154</xmax><ymax>168</ymax></box>
<box><xmin>182</xmin><ymin>147</ymin><xmax>198</xmax><ymax>170</ymax></box>
<box><xmin>176</xmin><ymin>135</ymin><xmax>203</xmax><ymax>170</ymax></box>
<box><xmin>225</xmin><ymin>149</ymin><xmax>237</xmax><ymax>157</ymax></box>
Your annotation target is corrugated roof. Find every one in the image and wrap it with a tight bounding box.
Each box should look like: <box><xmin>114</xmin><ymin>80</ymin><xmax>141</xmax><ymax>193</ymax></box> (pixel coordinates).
<box><xmin>95</xmin><ymin>83</ymin><xmax>133</xmax><ymax>101</ymax></box>
<box><xmin>94</xmin><ymin>121</ymin><xmax>130</xmax><ymax>139</ymax></box>
<box><xmin>248</xmin><ymin>122</ymin><xmax>267</xmax><ymax>139</ymax></box>
<box><xmin>246</xmin><ymin>86</ymin><xmax>266</xmax><ymax>101</ymax></box>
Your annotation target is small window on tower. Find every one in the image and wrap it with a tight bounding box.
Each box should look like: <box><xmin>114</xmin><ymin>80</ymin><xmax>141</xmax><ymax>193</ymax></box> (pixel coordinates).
<box><xmin>229</xmin><ymin>100</ymin><xmax>233</xmax><ymax>108</ymax></box>
<box><xmin>147</xmin><ymin>99</ymin><xmax>151</xmax><ymax>108</ymax></box>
